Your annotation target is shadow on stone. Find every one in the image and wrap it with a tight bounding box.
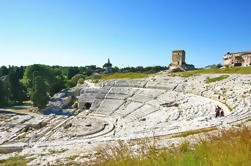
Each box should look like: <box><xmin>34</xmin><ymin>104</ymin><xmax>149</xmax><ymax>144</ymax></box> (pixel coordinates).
<box><xmin>0</xmin><ymin>110</ymin><xmax>27</xmax><ymax>116</ymax></box>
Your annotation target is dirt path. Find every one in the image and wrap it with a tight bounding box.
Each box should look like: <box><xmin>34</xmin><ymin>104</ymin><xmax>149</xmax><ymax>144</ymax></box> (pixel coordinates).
<box><xmin>0</xmin><ymin>102</ymin><xmax>33</xmax><ymax>114</ymax></box>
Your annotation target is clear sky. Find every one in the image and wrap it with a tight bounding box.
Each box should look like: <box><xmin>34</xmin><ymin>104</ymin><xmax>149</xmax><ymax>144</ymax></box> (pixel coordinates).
<box><xmin>0</xmin><ymin>0</ymin><xmax>251</xmax><ymax>68</ymax></box>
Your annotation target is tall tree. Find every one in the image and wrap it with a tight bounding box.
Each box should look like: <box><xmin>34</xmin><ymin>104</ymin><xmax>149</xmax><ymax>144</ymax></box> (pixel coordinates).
<box><xmin>0</xmin><ymin>66</ymin><xmax>8</xmax><ymax>77</ymax></box>
<box><xmin>8</xmin><ymin>71</ymin><xmax>26</xmax><ymax>103</ymax></box>
<box><xmin>67</xmin><ymin>67</ymin><xmax>79</xmax><ymax>79</ymax></box>
<box><xmin>22</xmin><ymin>64</ymin><xmax>57</xmax><ymax>97</ymax></box>
<box><xmin>31</xmin><ymin>71</ymin><xmax>49</xmax><ymax>109</ymax></box>
<box><xmin>0</xmin><ymin>80</ymin><xmax>7</xmax><ymax>107</ymax></box>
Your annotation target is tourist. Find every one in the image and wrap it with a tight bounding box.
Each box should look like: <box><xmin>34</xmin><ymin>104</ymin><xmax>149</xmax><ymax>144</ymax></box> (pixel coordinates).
<box><xmin>215</xmin><ymin>106</ymin><xmax>220</xmax><ymax>118</ymax></box>
<box><xmin>220</xmin><ymin>109</ymin><xmax>224</xmax><ymax>117</ymax></box>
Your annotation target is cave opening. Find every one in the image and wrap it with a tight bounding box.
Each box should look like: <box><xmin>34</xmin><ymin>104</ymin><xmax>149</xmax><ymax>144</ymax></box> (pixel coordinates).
<box><xmin>84</xmin><ymin>103</ymin><xmax>92</xmax><ymax>109</ymax></box>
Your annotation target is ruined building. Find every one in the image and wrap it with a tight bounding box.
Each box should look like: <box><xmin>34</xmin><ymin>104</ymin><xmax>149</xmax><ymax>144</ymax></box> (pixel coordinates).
<box><xmin>223</xmin><ymin>51</ymin><xmax>251</xmax><ymax>67</ymax></box>
<box><xmin>169</xmin><ymin>50</ymin><xmax>194</xmax><ymax>71</ymax></box>
<box><xmin>171</xmin><ymin>50</ymin><xmax>186</xmax><ymax>66</ymax></box>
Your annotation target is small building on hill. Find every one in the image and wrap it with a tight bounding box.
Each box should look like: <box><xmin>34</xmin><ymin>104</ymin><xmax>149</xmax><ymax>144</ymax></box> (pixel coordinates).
<box><xmin>223</xmin><ymin>51</ymin><xmax>251</xmax><ymax>67</ymax></box>
<box><xmin>103</xmin><ymin>58</ymin><xmax>113</xmax><ymax>73</ymax></box>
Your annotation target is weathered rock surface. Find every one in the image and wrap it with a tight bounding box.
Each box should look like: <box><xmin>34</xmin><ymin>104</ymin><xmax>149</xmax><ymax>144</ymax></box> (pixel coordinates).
<box><xmin>0</xmin><ymin>74</ymin><xmax>250</xmax><ymax>165</ymax></box>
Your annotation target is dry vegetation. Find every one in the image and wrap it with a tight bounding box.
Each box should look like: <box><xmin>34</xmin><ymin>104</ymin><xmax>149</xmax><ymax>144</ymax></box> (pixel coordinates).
<box><xmin>171</xmin><ymin>127</ymin><xmax>217</xmax><ymax>138</ymax></box>
<box><xmin>93</xmin><ymin>126</ymin><xmax>251</xmax><ymax>166</ymax></box>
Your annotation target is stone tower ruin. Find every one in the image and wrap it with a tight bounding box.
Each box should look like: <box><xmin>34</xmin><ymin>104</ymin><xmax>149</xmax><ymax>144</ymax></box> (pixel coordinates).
<box><xmin>169</xmin><ymin>50</ymin><xmax>195</xmax><ymax>71</ymax></box>
<box><xmin>171</xmin><ymin>50</ymin><xmax>185</xmax><ymax>66</ymax></box>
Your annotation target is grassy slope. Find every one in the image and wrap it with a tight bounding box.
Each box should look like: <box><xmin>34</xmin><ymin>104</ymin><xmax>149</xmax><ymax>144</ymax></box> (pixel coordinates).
<box><xmin>0</xmin><ymin>156</ymin><xmax>34</xmax><ymax>166</ymax></box>
<box><xmin>86</xmin><ymin>67</ymin><xmax>251</xmax><ymax>81</ymax></box>
<box><xmin>94</xmin><ymin>126</ymin><xmax>251</xmax><ymax>166</ymax></box>
<box><xmin>101</xmin><ymin>73</ymin><xmax>148</xmax><ymax>80</ymax></box>
<box><xmin>169</xmin><ymin>67</ymin><xmax>251</xmax><ymax>77</ymax></box>
<box><xmin>86</xmin><ymin>72</ymin><xmax>148</xmax><ymax>81</ymax></box>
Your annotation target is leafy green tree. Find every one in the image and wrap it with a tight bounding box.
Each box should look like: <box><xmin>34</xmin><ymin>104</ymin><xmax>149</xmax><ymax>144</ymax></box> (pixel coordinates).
<box><xmin>22</xmin><ymin>64</ymin><xmax>65</xmax><ymax>97</ymax></box>
<box><xmin>67</xmin><ymin>67</ymin><xmax>79</xmax><ymax>79</ymax></box>
<box><xmin>77</xmin><ymin>78</ymin><xmax>84</xmax><ymax>84</ymax></box>
<box><xmin>50</xmin><ymin>75</ymin><xmax>65</xmax><ymax>95</ymax></box>
<box><xmin>65</xmin><ymin>80</ymin><xmax>75</xmax><ymax>88</ymax></box>
<box><xmin>22</xmin><ymin>65</ymin><xmax>50</xmax><ymax>95</ymax></box>
<box><xmin>31</xmin><ymin>72</ymin><xmax>49</xmax><ymax>109</ymax></box>
<box><xmin>71</xmin><ymin>74</ymin><xmax>85</xmax><ymax>84</ymax></box>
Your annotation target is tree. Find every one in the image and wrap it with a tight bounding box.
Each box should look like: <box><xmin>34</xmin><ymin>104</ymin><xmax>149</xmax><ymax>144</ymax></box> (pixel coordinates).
<box><xmin>65</xmin><ymin>80</ymin><xmax>75</xmax><ymax>88</ymax></box>
<box><xmin>8</xmin><ymin>71</ymin><xmax>26</xmax><ymax>103</ymax></box>
<box><xmin>22</xmin><ymin>64</ymin><xmax>50</xmax><ymax>96</ymax></box>
<box><xmin>31</xmin><ymin>72</ymin><xmax>49</xmax><ymax>109</ymax></box>
<box><xmin>0</xmin><ymin>66</ymin><xmax>8</xmax><ymax>77</ymax></box>
<box><xmin>22</xmin><ymin>64</ymin><xmax>64</xmax><ymax>97</ymax></box>
<box><xmin>77</xmin><ymin>78</ymin><xmax>84</xmax><ymax>84</ymax></box>
<box><xmin>49</xmin><ymin>68</ymin><xmax>65</xmax><ymax>95</ymax></box>
<box><xmin>71</xmin><ymin>74</ymin><xmax>86</xmax><ymax>84</ymax></box>
<box><xmin>0</xmin><ymin>80</ymin><xmax>7</xmax><ymax>107</ymax></box>
<box><xmin>67</xmin><ymin>67</ymin><xmax>79</xmax><ymax>79</ymax></box>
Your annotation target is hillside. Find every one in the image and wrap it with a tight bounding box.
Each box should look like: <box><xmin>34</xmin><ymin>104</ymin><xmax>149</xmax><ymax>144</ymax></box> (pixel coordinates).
<box><xmin>0</xmin><ymin>72</ymin><xmax>250</xmax><ymax>165</ymax></box>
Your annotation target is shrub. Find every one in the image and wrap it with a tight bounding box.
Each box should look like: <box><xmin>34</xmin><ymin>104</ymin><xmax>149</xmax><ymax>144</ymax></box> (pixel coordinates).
<box><xmin>77</xmin><ymin>78</ymin><xmax>84</xmax><ymax>84</ymax></box>
<box><xmin>71</xmin><ymin>74</ymin><xmax>86</xmax><ymax>84</ymax></box>
<box><xmin>65</xmin><ymin>80</ymin><xmax>76</xmax><ymax>88</ymax></box>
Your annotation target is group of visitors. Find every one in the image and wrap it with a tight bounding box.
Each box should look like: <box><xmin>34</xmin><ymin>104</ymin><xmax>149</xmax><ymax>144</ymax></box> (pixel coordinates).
<box><xmin>215</xmin><ymin>105</ymin><xmax>224</xmax><ymax>118</ymax></box>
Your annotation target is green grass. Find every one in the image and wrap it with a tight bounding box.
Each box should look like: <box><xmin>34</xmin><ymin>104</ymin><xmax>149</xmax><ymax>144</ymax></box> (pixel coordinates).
<box><xmin>172</xmin><ymin>127</ymin><xmax>217</xmax><ymax>138</ymax></box>
<box><xmin>205</xmin><ymin>75</ymin><xmax>229</xmax><ymax>83</ymax></box>
<box><xmin>225</xmin><ymin>103</ymin><xmax>233</xmax><ymax>112</ymax></box>
<box><xmin>169</xmin><ymin>67</ymin><xmax>251</xmax><ymax>77</ymax></box>
<box><xmin>101</xmin><ymin>73</ymin><xmax>148</xmax><ymax>80</ymax></box>
<box><xmin>245</xmin><ymin>118</ymin><xmax>251</xmax><ymax>123</ymax></box>
<box><xmin>0</xmin><ymin>156</ymin><xmax>34</xmax><ymax>166</ymax></box>
<box><xmin>48</xmin><ymin>149</ymin><xmax>68</xmax><ymax>154</ymax></box>
<box><xmin>93</xmin><ymin>126</ymin><xmax>251</xmax><ymax>166</ymax></box>
<box><xmin>86</xmin><ymin>72</ymin><xmax>148</xmax><ymax>81</ymax></box>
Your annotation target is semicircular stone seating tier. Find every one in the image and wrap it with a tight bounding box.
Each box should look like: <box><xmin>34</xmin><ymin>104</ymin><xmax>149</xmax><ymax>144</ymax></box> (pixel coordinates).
<box><xmin>1</xmin><ymin>74</ymin><xmax>249</xmax><ymax>148</ymax></box>
<box><xmin>73</xmin><ymin>74</ymin><xmax>250</xmax><ymax>140</ymax></box>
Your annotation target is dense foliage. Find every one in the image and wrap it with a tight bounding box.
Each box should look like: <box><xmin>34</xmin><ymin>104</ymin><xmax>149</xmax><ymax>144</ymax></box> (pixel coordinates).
<box><xmin>31</xmin><ymin>71</ymin><xmax>49</xmax><ymax>109</ymax></box>
<box><xmin>0</xmin><ymin>66</ymin><xmax>27</xmax><ymax>107</ymax></box>
<box><xmin>0</xmin><ymin>64</ymin><xmax>168</xmax><ymax>108</ymax></box>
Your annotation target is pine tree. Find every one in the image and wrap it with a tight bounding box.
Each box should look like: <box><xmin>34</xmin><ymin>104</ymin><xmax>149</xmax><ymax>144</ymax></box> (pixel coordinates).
<box><xmin>0</xmin><ymin>80</ymin><xmax>7</xmax><ymax>107</ymax></box>
<box><xmin>8</xmin><ymin>70</ymin><xmax>26</xmax><ymax>104</ymax></box>
<box><xmin>31</xmin><ymin>72</ymin><xmax>49</xmax><ymax>109</ymax></box>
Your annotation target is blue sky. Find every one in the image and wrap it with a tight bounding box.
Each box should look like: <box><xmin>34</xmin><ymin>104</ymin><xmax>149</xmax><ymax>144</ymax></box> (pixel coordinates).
<box><xmin>0</xmin><ymin>0</ymin><xmax>251</xmax><ymax>68</ymax></box>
